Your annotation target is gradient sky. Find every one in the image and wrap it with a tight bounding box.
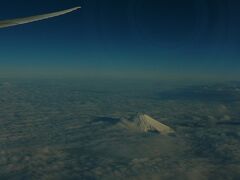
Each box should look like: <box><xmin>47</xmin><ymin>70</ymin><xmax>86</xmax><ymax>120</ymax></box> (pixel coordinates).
<box><xmin>0</xmin><ymin>0</ymin><xmax>240</xmax><ymax>80</ymax></box>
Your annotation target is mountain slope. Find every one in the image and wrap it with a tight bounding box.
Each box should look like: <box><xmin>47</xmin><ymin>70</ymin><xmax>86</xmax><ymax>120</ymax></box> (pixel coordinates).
<box><xmin>118</xmin><ymin>114</ymin><xmax>175</xmax><ymax>135</ymax></box>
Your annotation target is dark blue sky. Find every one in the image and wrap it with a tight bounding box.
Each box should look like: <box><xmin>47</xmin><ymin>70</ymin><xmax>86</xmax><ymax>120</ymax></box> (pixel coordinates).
<box><xmin>0</xmin><ymin>0</ymin><xmax>240</xmax><ymax>80</ymax></box>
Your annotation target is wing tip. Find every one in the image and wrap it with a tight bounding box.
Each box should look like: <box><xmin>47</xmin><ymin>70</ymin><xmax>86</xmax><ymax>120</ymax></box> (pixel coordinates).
<box><xmin>63</xmin><ymin>6</ymin><xmax>81</xmax><ymax>13</ymax></box>
<box><xmin>72</xmin><ymin>6</ymin><xmax>82</xmax><ymax>11</ymax></box>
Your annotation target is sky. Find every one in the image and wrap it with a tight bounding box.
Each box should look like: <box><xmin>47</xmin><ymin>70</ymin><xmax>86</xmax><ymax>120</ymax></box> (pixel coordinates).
<box><xmin>0</xmin><ymin>0</ymin><xmax>240</xmax><ymax>81</ymax></box>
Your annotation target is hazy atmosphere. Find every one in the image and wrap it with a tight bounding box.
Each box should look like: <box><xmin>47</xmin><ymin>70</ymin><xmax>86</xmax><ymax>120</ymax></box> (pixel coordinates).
<box><xmin>0</xmin><ymin>0</ymin><xmax>240</xmax><ymax>180</ymax></box>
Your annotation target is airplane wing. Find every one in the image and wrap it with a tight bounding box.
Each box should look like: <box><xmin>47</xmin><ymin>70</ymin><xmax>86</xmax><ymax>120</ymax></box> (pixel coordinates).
<box><xmin>0</xmin><ymin>6</ymin><xmax>81</xmax><ymax>28</ymax></box>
